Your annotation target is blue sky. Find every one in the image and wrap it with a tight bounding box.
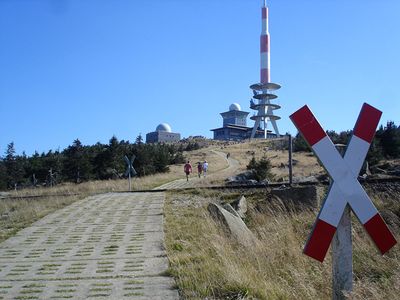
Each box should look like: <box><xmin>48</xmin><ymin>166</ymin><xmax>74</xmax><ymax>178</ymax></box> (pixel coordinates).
<box><xmin>1</xmin><ymin>0</ymin><xmax>399</xmax><ymax>155</ymax></box>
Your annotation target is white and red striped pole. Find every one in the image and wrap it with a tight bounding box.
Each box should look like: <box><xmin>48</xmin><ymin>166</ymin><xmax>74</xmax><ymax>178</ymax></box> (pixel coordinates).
<box><xmin>290</xmin><ymin>103</ymin><xmax>397</xmax><ymax>262</ymax></box>
<box><xmin>261</xmin><ymin>0</ymin><xmax>270</xmax><ymax>84</ymax></box>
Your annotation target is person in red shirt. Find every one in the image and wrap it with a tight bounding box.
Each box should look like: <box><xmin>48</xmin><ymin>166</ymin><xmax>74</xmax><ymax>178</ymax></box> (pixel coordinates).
<box><xmin>184</xmin><ymin>161</ymin><xmax>192</xmax><ymax>181</ymax></box>
<box><xmin>197</xmin><ymin>162</ymin><xmax>203</xmax><ymax>178</ymax></box>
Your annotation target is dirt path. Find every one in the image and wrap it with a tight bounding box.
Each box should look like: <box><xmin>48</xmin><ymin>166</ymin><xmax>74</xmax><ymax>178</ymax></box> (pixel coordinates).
<box><xmin>0</xmin><ymin>192</ymin><xmax>178</xmax><ymax>299</ymax></box>
<box><xmin>156</xmin><ymin>150</ymin><xmax>240</xmax><ymax>190</ymax></box>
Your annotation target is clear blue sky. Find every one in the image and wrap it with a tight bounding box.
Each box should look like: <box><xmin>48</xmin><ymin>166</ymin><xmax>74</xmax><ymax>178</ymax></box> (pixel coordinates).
<box><xmin>1</xmin><ymin>0</ymin><xmax>399</xmax><ymax>155</ymax></box>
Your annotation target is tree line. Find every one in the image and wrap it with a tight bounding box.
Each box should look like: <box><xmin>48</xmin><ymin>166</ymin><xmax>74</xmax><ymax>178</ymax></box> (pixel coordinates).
<box><xmin>0</xmin><ymin>135</ymin><xmax>189</xmax><ymax>190</ymax></box>
<box><xmin>293</xmin><ymin>121</ymin><xmax>400</xmax><ymax>164</ymax></box>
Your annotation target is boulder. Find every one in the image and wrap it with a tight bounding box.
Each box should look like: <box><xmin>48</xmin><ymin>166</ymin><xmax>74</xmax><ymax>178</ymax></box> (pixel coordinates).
<box><xmin>295</xmin><ymin>176</ymin><xmax>319</xmax><ymax>184</ymax></box>
<box><xmin>226</xmin><ymin>171</ymin><xmax>252</xmax><ymax>183</ymax></box>
<box><xmin>270</xmin><ymin>185</ymin><xmax>323</xmax><ymax>208</ymax></box>
<box><xmin>222</xmin><ymin>203</ymin><xmax>240</xmax><ymax>218</ymax></box>
<box><xmin>1</xmin><ymin>213</ymin><xmax>9</xmax><ymax>220</ymax></box>
<box><xmin>226</xmin><ymin>179</ymin><xmax>258</xmax><ymax>186</ymax></box>
<box><xmin>208</xmin><ymin>203</ymin><xmax>257</xmax><ymax>247</ymax></box>
<box><xmin>231</xmin><ymin>195</ymin><xmax>247</xmax><ymax>219</ymax></box>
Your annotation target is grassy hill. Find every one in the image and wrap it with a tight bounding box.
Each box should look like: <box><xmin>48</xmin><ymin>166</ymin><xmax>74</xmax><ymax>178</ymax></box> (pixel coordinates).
<box><xmin>1</xmin><ymin>139</ymin><xmax>399</xmax><ymax>299</ymax></box>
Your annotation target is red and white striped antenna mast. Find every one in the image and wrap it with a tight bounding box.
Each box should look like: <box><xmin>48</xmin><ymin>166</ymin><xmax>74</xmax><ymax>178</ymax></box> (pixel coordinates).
<box><xmin>250</xmin><ymin>0</ymin><xmax>281</xmax><ymax>139</ymax></box>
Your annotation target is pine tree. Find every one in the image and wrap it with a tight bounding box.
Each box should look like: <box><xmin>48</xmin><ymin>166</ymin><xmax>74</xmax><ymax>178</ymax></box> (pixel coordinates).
<box><xmin>135</xmin><ymin>134</ymin><xmax>144</xmax><ymax>145</ymax></box>
<box><xmin>366</xmin><ymin>138</ymin><xmax>384</xmax><ymax>166</ymax></box>
<box><xmin>246</xmin><ymin>156</ymin><xmax>273</xmax><ymax>182</ymax></box>
<box><xmin>293</xmin><ymin>132</ymin><xmax>310</xmax><ymax>152</ymax></box>
<box><xmin>4</xmin><ymin>142</ymin><xmax>25</xmax><ymax>188</ymax></box>
<box><xmin>0</xmin><ymin>159</ymin><xmax>7</xmax><ymax>190</ymax></box>
<box><xmin>108</xmin><ymin>135</ymin><xmax>124</xmax><ymax>172</ymax></box>
<box><xmin>378</xmin><ymin>121</ymin><xmax>400</xmax><ymax>158</ymax></box>
<box><xmin>63</xmin><ymin>139</ymin><xmax>92</xmax><ymax>183</ymax></box>
<box><xmin>153</xmin><ymin>145</ymin><xmax>170</xmax><ymax>173</ymax></box>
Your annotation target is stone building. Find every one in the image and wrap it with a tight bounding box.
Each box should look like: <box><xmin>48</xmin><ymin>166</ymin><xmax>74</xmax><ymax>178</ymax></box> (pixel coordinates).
<box><xmin>146</xmin><ymin>123</ymin><xmax>181</xmax><ymax>143</ymax></box>
<box><xmin>211</xmin><ymin>103</ymin><xmax>273</xmax><ymax>141</ymax></box>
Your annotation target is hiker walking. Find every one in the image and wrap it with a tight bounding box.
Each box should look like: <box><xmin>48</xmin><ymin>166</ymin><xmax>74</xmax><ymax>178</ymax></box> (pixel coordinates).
<box><xmin>184</xmin><ymin>161</ymin><xmax>192</xmax><ymax>181</ymax></box>
<box><xmin>197</xmin><ymin>162</ymin><xmax>202</xmax><ymax>178</ymax></box>
<box><xmin>202</xmin><ymin>160</ymin><xmax>209</xmax><ymax>178</ymax></box>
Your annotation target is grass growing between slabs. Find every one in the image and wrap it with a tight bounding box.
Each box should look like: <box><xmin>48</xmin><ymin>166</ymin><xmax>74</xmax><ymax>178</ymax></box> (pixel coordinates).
<box><xmin>164</xmin><ymin>187</ymin><xmax>400</xmax><ymax>300</ymax></box>
<box><xmin>0</xmin><ymin>145</ymin><xmax>230</xmax><ymax>244</ymax></box>
<box><xmin>0</xmin><ymin>193</ymin><xmax>82</xmax><ymax>243</ymax></box>
<box><xmin>0</xmin><ymin>175</ymin><xmax>155</xmax><ymax>243</ymax></box>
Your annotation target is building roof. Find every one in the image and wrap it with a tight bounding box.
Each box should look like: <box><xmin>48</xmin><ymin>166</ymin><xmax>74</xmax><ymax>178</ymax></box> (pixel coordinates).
<box><xmin>156</xmin><ymin>123</ymin><xmax>172</xmax><ymax>132</ymax></box>
<box><xmin>229</xmin><ymin>103</ymin><xmax>241</xmax><ymax>111</ymax></box>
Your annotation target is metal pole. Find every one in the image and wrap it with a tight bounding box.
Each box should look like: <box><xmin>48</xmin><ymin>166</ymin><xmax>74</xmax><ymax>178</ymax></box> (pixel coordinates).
<box><xmin>288</xmin><ymin>135</ymin><xmax>293</xmax><ymax>185</ymax></box>
<box><xmin>332</xmin><ymin>145</ymin><xmax>352</xmax><ymax>300</ymax></box>
<box><xmin>264</xmin><ymin>117</ymin><xmax>267</xmax><ymax>139</ymax></box>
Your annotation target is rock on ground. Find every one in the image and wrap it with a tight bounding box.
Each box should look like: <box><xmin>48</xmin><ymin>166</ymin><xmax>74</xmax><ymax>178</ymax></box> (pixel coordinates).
<box><xmin>231</xmin><ymin>195</ymin><xmax>247</xmax><ymax>219</ymax></box>
<box><xmin>208</xmin><ymin>202</ymin><xmax>257</xmax><ymax>247</ymax></box>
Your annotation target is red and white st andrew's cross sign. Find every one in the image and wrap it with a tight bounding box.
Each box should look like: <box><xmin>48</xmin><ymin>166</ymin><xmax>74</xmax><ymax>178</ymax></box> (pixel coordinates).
<box><xmin>290</xmin><ymin>103</ymin><xmax>397</xmax><ymax>262</ymax></box>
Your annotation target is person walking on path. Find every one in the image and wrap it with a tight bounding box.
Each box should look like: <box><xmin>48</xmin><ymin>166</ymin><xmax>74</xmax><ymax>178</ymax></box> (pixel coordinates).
<box><xmin>197</xmin><ymin>162</ymin><xmax>202</xmax><ymax>178</ymax></box>
<box><xmin>202</xmin><ymin>160</ymin><xmax>209</xmax><ymax>178</ymax></box>
<box><xmin>184</xmin><ymin>161</ymin><xmax>192</xmax><ymax>181</ymax></box>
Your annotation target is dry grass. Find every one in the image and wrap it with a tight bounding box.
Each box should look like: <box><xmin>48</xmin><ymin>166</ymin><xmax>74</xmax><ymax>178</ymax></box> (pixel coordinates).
<box><xmin>164</xmin><ymin>187</ymin><xmax>400</xmax><ymax>300</ymax></box>
<box><xmin>2</xmin><ymin>139</ymin><xmax>398</xmax><ymax>299</ymax></box>
<box><xmin>214</xmin><ymin>139</ymin><xmax>325</xmax><ymax>181</ymax></box>
<box><xmin>0</xmin><ymin>194</ymin><xmax>82</xmax><ymax>243</ymax></box>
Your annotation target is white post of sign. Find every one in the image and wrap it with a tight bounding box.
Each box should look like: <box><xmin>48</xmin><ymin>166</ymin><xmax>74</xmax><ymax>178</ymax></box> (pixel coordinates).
<box><xmin>332</xmin><ymin>145</ymin><xmax>352</xmax><ymax>300</ymax></box>
<box><xmin>332</xmin><ymin>205</ymin><xmax>352</xmax><ymax>299</ymax></box>
<box><xmin>288</xmin><ymin>135</ymin><xmax>293</xmax><ymax>185</ymax></box>
<box><xmin>128</xmin><ymin>171</ymin><xmax>131</xmax><ymax>192</ymax></box>
<box><xmin>124</xmin><ymin>155</ymin><xmax>136</xmax><ymax>192</ymax></box>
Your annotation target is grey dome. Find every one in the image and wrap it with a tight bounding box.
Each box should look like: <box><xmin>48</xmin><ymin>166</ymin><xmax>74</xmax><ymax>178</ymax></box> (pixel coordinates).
<box><xmin>156</xmin><ymin>123</ymin><xmax>172</xmax><ymax>132</ymax></box>
<box><xmin>229</xmin><ymin>103</ymin><xmax>241</xmax><ymax>111</ymax></box>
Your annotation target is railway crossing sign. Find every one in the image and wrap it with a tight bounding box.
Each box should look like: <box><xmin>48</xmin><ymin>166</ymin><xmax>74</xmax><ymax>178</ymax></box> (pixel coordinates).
<box><xmin>290</xmin><ymin>103</ymin><xmax>397</xmax><ymax>262</ymax></box>
<box><xmin>124</xmin><ymin>155</ymin><xmax>137</xmax><ymax>191</ymax></box>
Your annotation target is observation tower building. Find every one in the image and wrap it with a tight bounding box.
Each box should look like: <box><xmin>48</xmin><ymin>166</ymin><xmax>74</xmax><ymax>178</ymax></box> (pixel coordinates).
<box><xmin>250</xmin><ymin>0</ymin><xmax>281</xmax><ymax>139</ymax></box>
<box><xmin>211</xmin><ymin>103</ymin><xmax>266</xmax><ymax>140</ymax></box>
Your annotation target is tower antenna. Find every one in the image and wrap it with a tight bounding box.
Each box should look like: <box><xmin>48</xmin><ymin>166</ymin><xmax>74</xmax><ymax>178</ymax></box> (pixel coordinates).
<box><xmin>250</xmin><ymin>0</ymin><xmax>281</xmax><ymax>139</ymax></box>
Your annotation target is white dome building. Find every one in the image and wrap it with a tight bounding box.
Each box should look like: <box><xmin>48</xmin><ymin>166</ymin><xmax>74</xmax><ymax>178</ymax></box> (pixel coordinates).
<box><xmin>146</xmin><ymin>122</ymin><xmax>180</xmax><ymax>143</ymax></box>
<box><xmin>229</xmin><ymin>103</ymin><xmax>241</xmax><ymax>111</ymax></box>
<box><xmin>156</xmin><ymin>123</ymin><xmax>172</xmax><ymax>133</ymax></box>
<box><xmin>220</xmin><ymin>103</ymin><xmax>248</xmax><ymax>127</ymax></box>
<box><xmin>210</xmin><ymin>103</ymin><xmax>252</xmax><ymax>141</ymax></box>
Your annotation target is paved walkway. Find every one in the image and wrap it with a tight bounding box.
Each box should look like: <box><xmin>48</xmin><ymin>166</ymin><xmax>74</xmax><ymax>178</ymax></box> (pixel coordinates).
<box><xmin>0</xmin><ymin>151</ymin><xmax>239</xmax><ymax>299</ymax></box>
<box><xmin>0</xmin><ymin>193</ymin><xmax>178</xmax><ymax>299</ymax></box>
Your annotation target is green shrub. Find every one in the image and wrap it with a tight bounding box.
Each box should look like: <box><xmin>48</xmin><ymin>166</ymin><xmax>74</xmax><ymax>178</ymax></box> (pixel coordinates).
<box><xmin>246</xmin><ymin>156</ymin><xmax>274</xmax><ymax>182</ymax></box>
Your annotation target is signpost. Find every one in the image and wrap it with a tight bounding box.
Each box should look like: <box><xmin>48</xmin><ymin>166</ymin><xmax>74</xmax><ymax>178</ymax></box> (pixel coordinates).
<box><xmin>124</xmin><ymin>155</ymin><xmax>137</xmax><ymax>191</ymax></box>
<box><xmin>288</xmin><ymin>134</ymin><xmax>293</xmax><ymax>185</ymax></box>
<box><xmin>332</xmin><ymin>144</ymin><xmax>352</xmax><ymax>299</ymax></box>
<box><xmin>290</xmin><ymin>103</ymin><xmax>397</xmax><ymax>299</ymax></box>
<box><xmin>48</xmin><ymin>168</ymin><xmax>56</xmax><ymax>187</ymax></box>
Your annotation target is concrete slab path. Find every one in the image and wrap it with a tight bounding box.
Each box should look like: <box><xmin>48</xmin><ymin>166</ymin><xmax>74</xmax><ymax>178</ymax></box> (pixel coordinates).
<box><xmin>0</xmin><ymin>192</ymin><xmax>178</xmax><ymax>300</ymax></box>
<box><xmin>0</xmin><ymin>150</ymin><xmax>239</xmax><ymax>299</ymax></box>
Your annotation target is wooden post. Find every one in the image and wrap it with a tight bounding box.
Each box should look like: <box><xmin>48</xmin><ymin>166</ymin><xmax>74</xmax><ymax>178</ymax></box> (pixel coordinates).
<box><xmin>128</xmin><ymin>172</ymin><xmax>131</xmax><ymax>192</ymax></box>
<box><xmin>288</xmin><ymin>135</ymin><xmax>293</xmax><ymax>185</ymax></box>
<box><xmin>332</xmin><ymin>144</ymin><xmax>352</xmax><ymax>300</ymax></box>
<box><xmin>332</xmin><ymin>205</ymin><xmax>353</xmax><ymax>299</ymax></box>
